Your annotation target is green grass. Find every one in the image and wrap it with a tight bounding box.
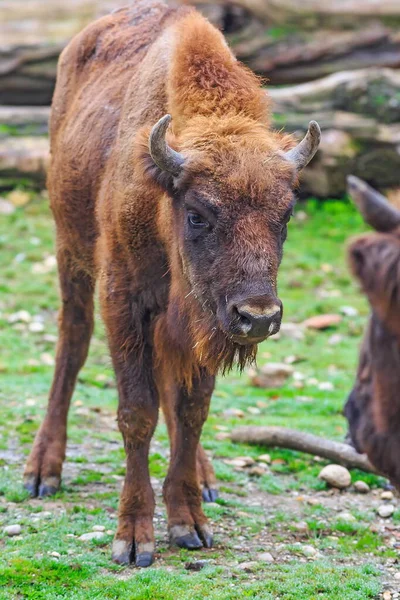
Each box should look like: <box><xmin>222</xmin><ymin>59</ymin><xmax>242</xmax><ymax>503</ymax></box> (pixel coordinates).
<box><xmin>0</xmin><ymin>193</ymin><xmax>397</xmax><ymax>599</ymax></box>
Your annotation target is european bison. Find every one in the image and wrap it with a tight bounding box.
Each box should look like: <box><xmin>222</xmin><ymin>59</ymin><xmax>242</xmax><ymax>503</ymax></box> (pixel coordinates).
<box><xmin>345</xmin><ymin>176</ymin><xmax>400</xmax><ymax>489</ymax></box>
<box><xmin>23</xmin><ymin>0</ymin><xmax>320</xmax><ymax>566</ymax></box>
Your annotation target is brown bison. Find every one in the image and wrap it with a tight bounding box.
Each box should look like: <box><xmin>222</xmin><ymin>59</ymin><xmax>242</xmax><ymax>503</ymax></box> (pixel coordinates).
<box><xmin>345</xmin><ymin>176</ymin><xmax>400</xmax><ymax>489</ymax></box>
<box><xmin>23</xmin><ymin>0</ymin><xmax>320</xmax><ymax>566</ymax></box>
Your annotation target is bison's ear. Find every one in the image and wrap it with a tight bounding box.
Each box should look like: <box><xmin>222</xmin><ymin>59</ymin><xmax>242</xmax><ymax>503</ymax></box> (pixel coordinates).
<box><xmin>347</xmin><ymin>176</ymin><xmax>400</xmax><ymax>233</ymax></box>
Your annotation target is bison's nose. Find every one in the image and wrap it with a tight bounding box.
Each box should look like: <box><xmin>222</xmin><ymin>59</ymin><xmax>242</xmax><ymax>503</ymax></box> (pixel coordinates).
<box><xmin>232</xmin><ymin>301</ymin><xmax>282</xmax><ymax>340</ymax></box>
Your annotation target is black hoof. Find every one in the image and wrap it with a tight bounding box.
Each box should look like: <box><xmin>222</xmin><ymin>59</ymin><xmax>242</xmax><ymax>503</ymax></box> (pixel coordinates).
<box><xmin>196</xmin><ymin>524</ymin><xmax>213</xmax><ymax>548</ymax></box>
<box><xmin>169</xmin><ymin>525</ymin><xmax>203</xmax><ymax>550</ymax></box>
<box><xmin>112</xmin><ymin>539</ymin><xmax>155</xmax><ymax>567</ymax></box>
<box><xmin>23</xmin><ymin>476</ymin><xmax>38</xmax><ymax>497</ymax></box>
<box><xmin>202</xmin><ymin>488</ymin><xmax>218</xmax><ymax>503</ymax></box>
<box><xmin>38</xmin><ymin>477</ymin><xmax>60</xmax><ymax>497</ymax></box>
<box><xmin>38</xmin><ymin>483</ymin><xmax>59</xmax><ymax>497</ymax></box>
<box><xmin>112</xmin><ymin>539</ymin><xmax>133</xmax><ymax>565</ymax></box>
<box><xmin>135</xmin><ymin>552</ymin><xmax>154</xmax><ymax>568</ymax></box>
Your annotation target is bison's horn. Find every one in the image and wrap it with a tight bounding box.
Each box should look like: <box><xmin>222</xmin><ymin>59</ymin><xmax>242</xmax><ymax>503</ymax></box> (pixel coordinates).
<box><xmin>149</xmin><ymin>114</ymin><xmax>185</xmax><ymax>177</ymax></box>
<box><xmin>347</xmin><ymin>175</ymin><xmax>400</xmax><ymax>233</ymax></box>
<box><xmin>284</xmin><ymin>121</ymin><xmax>321</xmax><ymax>171</ymax></box>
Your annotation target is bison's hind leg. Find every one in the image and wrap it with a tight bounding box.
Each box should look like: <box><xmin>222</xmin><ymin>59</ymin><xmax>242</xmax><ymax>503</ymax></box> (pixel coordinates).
<box><xmin>23</xmin><ymin>250</ymin><xmax>94</xmax><ymax>497</ymax></box>
<box><xmin>197</xmin><ymin>444</ymin><xmax>218</xmax><ymax>503</ymax></box>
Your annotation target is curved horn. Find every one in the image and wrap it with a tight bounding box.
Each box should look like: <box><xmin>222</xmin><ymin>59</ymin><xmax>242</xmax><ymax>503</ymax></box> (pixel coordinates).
<box><xmin>149</xmin><ymin>114</ymin><xmax>184</xmax><ymax>177</ymax></box>
<box><xmin>347</xmin><ymin>175</ymin><xmax>400</xmax><ymax>233</ymax></box>
<box><xmin>284</xmin><ymin>121</ymin><xmax>321</xmax><ymax>171</ymax></box>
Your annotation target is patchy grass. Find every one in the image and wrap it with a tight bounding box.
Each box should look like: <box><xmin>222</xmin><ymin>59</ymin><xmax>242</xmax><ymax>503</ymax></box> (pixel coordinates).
<box><xmin>0</xmin><ymin>194</ymin><xmax>398</xmax><ymax>598</ymax></box>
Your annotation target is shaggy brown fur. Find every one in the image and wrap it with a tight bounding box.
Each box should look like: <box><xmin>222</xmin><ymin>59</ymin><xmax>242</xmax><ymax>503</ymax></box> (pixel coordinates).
<box><xmin>345</xmin><ymin>176</ymin><xmax>400</xmax><ymax>489</ymax></box>
<box><xmin>23</xmin><ymin>1</ymin><xmax>312</xmax><ymax>567</ymax></box>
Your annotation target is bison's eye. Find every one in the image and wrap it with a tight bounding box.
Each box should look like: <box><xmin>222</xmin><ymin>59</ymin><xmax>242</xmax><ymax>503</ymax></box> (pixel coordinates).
<box><xmin>188</xmin><ymin>211</ymin><xmax>209</xmax><ymax>229</ymax></box>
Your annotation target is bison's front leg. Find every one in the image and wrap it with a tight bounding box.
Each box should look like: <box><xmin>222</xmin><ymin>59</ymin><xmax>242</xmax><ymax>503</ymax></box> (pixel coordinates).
<box><xmin>158</xmin><ymin>369</ymin><xmax>218</xmax><ymax>503</ymax></box>
<box><xmin>101</xmin><ymin>274</ymin><xmax>159</xmax><ymax>568</ymax></box>
<box><xmin>163</xmin><ymin>371</ymin><xmax>215</xmax><ymax>549</ymax></box>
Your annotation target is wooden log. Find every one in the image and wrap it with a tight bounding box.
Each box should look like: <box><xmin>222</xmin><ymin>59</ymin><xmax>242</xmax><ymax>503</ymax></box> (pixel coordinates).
<box><xmin>0</xmin><ymin>0</ymin><xmax>122</xmax><ymax>105</ymax></box>
<box><xmin>2</xmin><ymin>68</ymin><xmax>400</xmax><ymax>195</ymax></box>
<box><xmin>188</xmin><ymin>0</ymin><xmax>400</xmax><ymax>25</ymax></box>
<box><xmin>0</xmin><ymin>137</ymin><xmax>49</xmax><ymax>187</ymax></box>
<box><xmin>0</xmin><ymin>106</ymin><xmax>50</xmax><ymax>134</ymax></box>
<box><xmin>3</xmin><ymin>1</ymin><xmax>400</xmax><ymax>103</ymax></box>
<box><xmin>231</xmin><ymin>425</ymin><xmax>379</xmax><ymax>473</ymax></box>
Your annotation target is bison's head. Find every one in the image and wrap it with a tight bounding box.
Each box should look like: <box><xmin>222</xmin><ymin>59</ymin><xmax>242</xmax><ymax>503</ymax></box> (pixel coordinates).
<box><xmin>345</xmin><ymin>176</ymin><xmax>400</xmax><ymax>487</ymax></box>
<box><xmin>347</xmin><ymin>176</ymin><xmax>400</xmax><ymax>338</ymax></box>
<box><xmin>142</xmin><ymin>114</ymin><xmax>320</xmax><ymax>377</ymax></box>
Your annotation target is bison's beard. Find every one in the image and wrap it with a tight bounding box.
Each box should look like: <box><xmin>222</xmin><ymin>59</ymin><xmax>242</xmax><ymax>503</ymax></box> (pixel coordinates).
<box><xmin>154</xmin><ymin>293</ymin><xmax>258</xmax><ymax>389</ymax></box>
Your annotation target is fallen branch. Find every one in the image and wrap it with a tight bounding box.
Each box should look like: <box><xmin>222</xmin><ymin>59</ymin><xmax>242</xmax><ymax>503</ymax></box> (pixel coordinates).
<box><xmin>231</xmin><ymin>426</ymin><xmax>379</xmax><ymax>474</ymax></box>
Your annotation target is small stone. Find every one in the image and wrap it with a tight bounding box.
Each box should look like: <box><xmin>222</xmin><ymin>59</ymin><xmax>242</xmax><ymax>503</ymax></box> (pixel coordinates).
<box><xmin>307</xmin><ymin>498</ymin><xmax>320</xmax><ymax>506</ymax></box>
<box><xmin>92</xmin><ymin>525</ymin><xmax>105</xmax><ymax>532</ymax></box>
<box><xmin>354</xmin><ymin>480</ymin><xmax>370</xmax><ymax>493</ymax></box>
<box><xmin>293</xmin><ymin>521</ymin><xmax>309</xmax><ymax>533</ymax></box>
<box><xmin>257</xmin><ymin>552</ymin><xmax>274</xmax><ymax>563</ymax></box>
<box><xmin>185</xmin><ymin>560</ymin><xmax>211</xmax><ymax>571</ymax></box>
<box><xmin>383</xmin><ymin>592</ymin><xmax>392</xmax><ymax>600</ymax></box>
<box><xmin>50</xmin><ymin>551</ymin><xmax>60</xmax><ymax>558</ymax></box>
<box><xmin>29</xmin><ymin>322</ymin><xmax>45</xmax><ymax>333</ymax></box>
<box><xmin>27</xmin><ymin>359</ymin><xmax>40</xmax><ymax>367</ymax></box>
<box><xmin>381</xmin><ymin>491</ymin><xmax>394</xmax><ymax>501</ymax></box>
<box><xmin>4</xmin><ymin>524</ymin><xmax>21</xmax><ymax>536</ymax></box>
<box><xmin>258</xmin><ymin>454</ymin><xmax>271</xmax><ymax>464</ymax></box>
<box><xmin>340</xmin><ymin>306</ymin><xmax>358</xmax><ymax>317</ymax></box>
<box><xmin>0</xmin><ymin>198</ymin><xmax>15</xmax><ymax>215</ymax></box>
<box><xmin>302</xmin><ymin>314</ymin><xmax>342</xmax><ymax>330</ymax></box>
<box><xmin>222</xmin><ymin>408</ymin><xmax>245</xmax><ymax>419</ymax></box>
<box><xmin>284</xmin><ymin>355</ymin><xmax>303</xmax><ymax>365</ymax></box>
<box><xmin>279</xmin><ymin>322</ymin><xmax>305</xmax><ymax>341</ymax></box>
<box><xmin>226</xmin><ymin>456</ymin><xmax>255</xmax><ymax>469</ymax></box>
<box><xmin>250</xmin><ymin>363</ymin><xmax>294</xmax><ymax>388</ymax></box>
<box><xmin>238</xmin><ymin>561</ymin><xmax>257</xmax><ymax>572</ymax></box>
<box><xmin>234</xmin><ymin>456</ymin><xmax>255</xmax><ymax>466</ymax></box>
<box><xmin>247</xmin><ymin>406</ymin><xmax>261</xmax><ymax>415</ymax></box>
<box><xmin>43</xmin><ymin>334</ymin><xmax>58</xmax><ymax>343</ymax></box>
<box><xmin>301</xmin><ymin>545</ymin><xmax>318</xmax><ymax>557</ymax></box>
<box><xmin>8</xmin><ymin>310</ymin><xmax>31</xmax><ymax>324</ymax></box>
<box><xmin>394</xmin><ymin>572</ymin><xmax>400</xmax><ymax>580</ymax></box>
<box><xmin>32</xmin><ymin>255</ymin><xmax>57</xmax><ymax>275</ymax></box>
<box><xmin>40</xmin><ymin>353</ymin><xmax>55</xmax><ymax>366</ymax></box>
<box><xmin>318</xmin><ymin>381</ymin><xmax>334</xmax><ymax>391</ymax></box>
<box><xmin>328</xmin><ymin>334</ymin><xmax>343</xmax><ymax>345</ymax></box>
<box><xmin>215</xmin><ymin>432</ymin><xmax>231</xmax><ymax>441</ymax></box>
<box><xmin>319</xmin><ymin>465</ymin><xmax>351</xmax><ymax>489</ymax></box>
<box><xmin>79</xmin><ymin>531</ymin><xmax>105</xmax><ymax>541</ymax></box>
<box><xmin>336</xmin><ymin>511</ymin><xmax>356</xmax><ymax>522</ymax></box>
<box><xmin>248</xmin><ymin>466</ymin><xmax>267</xmax><ymax>477</ymax></box>
<box><xmin>377</xmin><ymin>504</ymin><xmax>395</xmax><ymax>518</ymax></box>
<box><xmin>295</xmin><ymin>210</ymin><xmax>307</xmax><ymax>222</ymax></box>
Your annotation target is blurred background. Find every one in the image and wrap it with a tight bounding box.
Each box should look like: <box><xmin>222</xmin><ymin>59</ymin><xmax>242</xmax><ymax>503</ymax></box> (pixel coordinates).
<box><xmin>1</xmin><ymin>0</ymin><xmax>400</xmax><ymax>199</ymax></box>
